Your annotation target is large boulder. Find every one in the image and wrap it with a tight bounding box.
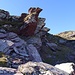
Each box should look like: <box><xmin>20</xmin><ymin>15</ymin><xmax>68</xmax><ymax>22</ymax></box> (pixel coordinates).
<box><xmin>27</xmin><ymin>44</ymin><xmax>42</xmax><ymax>62</ymax></box>
<box><xmin>0</xmin><ymin>7</ymin><xmax>50</xmax><ymax>37</ymax></box>
<box><xmin>18</xmin><ymin>61</ymin><xmax>69</xmax><ymax>75</ymax></box>
<box><xmin>46</xmin><ymin>42</ymin><xmax>58</xmax><ymax>51</ymax></box>
<box><xmin>0</xmin><ymin>62</ymin><xmax>70</xmax><ymax>75</ymax></box>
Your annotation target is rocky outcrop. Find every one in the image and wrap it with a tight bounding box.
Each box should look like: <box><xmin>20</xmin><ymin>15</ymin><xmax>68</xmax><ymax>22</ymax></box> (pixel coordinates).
<box><xmin>39</xmin><ymin>33</ymin><xmax>75</xmax><ymax>66</ymax></box>
<box><xmin>19</xmin><ymin>7</ymin><xmax>50</xmax><ymax>36</ymax></box>
<box><xmin>0</xmin><ymin>7</ymin><xmax>75</xmax><ymax>74</ymax></box>
<box><xmin>0</xmin><ymin>7</ymin><xmax>50</xmax><ymax>68</ymax></box>
<box><xmin>0</xmin><ymin>29</ymin><xmax>43</xmax><ymax>68</ymax></box>
<box><xmin>0</xmin><ymin>7</ymin><xmax>50</xmax><ymax>37</ymax></box>
<box><xmin>27</xmin><ymin>44</ymin><xmax>42</xmax><ymax>62</ymax></box>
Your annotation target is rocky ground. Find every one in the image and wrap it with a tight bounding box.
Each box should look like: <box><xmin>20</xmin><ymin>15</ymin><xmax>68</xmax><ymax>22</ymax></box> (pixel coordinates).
<box><xmin>0</xmin><ymin>7</ymin><xmax>75</xmax><ymax>75</ymax></box>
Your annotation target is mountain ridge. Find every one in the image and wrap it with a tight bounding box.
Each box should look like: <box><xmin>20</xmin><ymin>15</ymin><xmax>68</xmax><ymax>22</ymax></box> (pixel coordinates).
<box><xmin>56</xmin><ymin>31</ymin><xmax>75</xmax><ymax>40</ymax></box>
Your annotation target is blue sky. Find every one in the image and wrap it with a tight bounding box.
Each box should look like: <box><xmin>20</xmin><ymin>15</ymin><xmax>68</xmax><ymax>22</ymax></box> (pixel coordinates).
<box><xmin>0</xmin><ymin>0</ymin><xmax>75</xmax><ymax>34</ymax></box>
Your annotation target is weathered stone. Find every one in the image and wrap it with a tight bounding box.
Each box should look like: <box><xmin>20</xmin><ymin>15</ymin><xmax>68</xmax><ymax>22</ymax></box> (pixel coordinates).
<box><xmin>6</xmin><ymin>40</ymin><xmax>14</xmax><ymax>46</ymax></box>
<box><xmin>0</xmin><ymin>9</ymin><xmax>10</xmax><ymax>19</ymax></box>
<box><xmin>19</xmin><ymin>22</ymin><xmax>37</xmax><ymax>36</ymax></box>
<box><xmin>11</xmin><ymin>37</ymin><xmax>21</xmax><ymax>42</ymax></box>
<box><xmin>0</xmin><ymin>40</ymin><xmax>14</xmax><ymax>53</ymax></box>
<box><xmin>34</xmin><ymin>23</ymin><xmax>45</xmax><ymax>34</ymax></box>
<box><xmin>0</xmin><ymin>67</ymin><xmax>16</xmax><ymax>74</ymax></box>
<box><xmin>19</xmin><ymin>7</ymin><xmax>43</xmax><ymax>36</ymax></box>
<box><xmin>0</xmin><ymin>33</ymin><xmax>7</xmax><ymax>39</ymax></box>
<box><xmin>13</xmin><ymin>47</ymin><xmax>28</xmax><ymax>57</ymax></box>
<box><xmin>38</xmin><ymin>18</ymin><xmax>46</xmax><ymax>24</ymax></box>
<box><xmin>18</xmin><ymin>62</ymin><xmax>69</xmax><ymax>75</ymax></box>
<box><xmin>34</xmin><ymin>18</ymin><xmax>50</xmax><ymax>36</ymax></box>
<box><xmin>36</xmin><ymin>30</ymin><xmax>47</xmax><ymax>37</ymax></box>
<box><xmin>0</xmin><ymin>29</ymin><xmax>30</xmax><ymax>68</ymax></box>
<box><xmin>41</xmin><ymin>27</ymin><xmax>50</xmax><ymax>32</ymax></box>
<box><xmin>0</xmin><ymin>13</ymin><xmax>6</xmax><ymax>19</ymax></box>
<box><xmin>0</xmin><ymin>7</ymin><xmax>50</xmax><ymax>37</ymax></box>
<box><xmin>11</xmin><ymin>16</ymin><xmax>19</xmax><ymax>22</ymax></box>
<box><xmin>27</xmin><ymin>36</ymin><xmax>42</xmax><ymax>48</ymax></box>
<box><xmin>27</xmin><ymin>44</ymin><xmax>42</xmax><ymax>62</ymax></box>
<box><xmin>46</xmin><ymin>43</ymin><xmax>58</xmax><ymax>51</ymax></box>
<box><xmin>7</xmin><ymin>32</ymin><xmax>18</xmax><ymax>39</ymax></box>
<box><xmin>27</xmin><ymin>7</ymin><xmax>42</xmax><ymax>21</ymax></box>
<box><xmin>0</xmin><ymin>29</ymin><xmax>7</xmax><ymax>39</ymax></box>
<box><xmin>0</xmin><ymin>8</ymin><xmax>74</xmax><ymax>75</ymax></box>
<box><xmin>19</xmin><ymin>13</ymin><xmax>27</xmax><ymax>22</ymax></box>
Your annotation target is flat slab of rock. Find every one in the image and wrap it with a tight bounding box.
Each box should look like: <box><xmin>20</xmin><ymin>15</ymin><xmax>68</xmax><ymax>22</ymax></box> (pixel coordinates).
<box><xmin>0</xmin><ymin>67</ymin><xmax>23</xmax><ymax>75</ymax></box>
<box><xmin>27</xmin><ymin>44</ymin><xmax>42</xmax><ymax>62</ymax></box>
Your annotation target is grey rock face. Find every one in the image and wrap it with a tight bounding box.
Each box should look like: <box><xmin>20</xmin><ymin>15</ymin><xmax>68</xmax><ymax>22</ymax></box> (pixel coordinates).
<box><xmin>0</xmin><ymin>29</ymin><xmax>43</xmax><ymax>68</ymax></box>
<box><xmin>27</xmin><ymin>44</ymin><xmax>42</xmax><ymax>62</ymax></box>
<box><xmin>0</xmin><ymin>40</ymin><xmax>14</xmax><ymax>53</ymax></box>
<box><xmin>0</xmin><ymin>8</ymin><xmax>75</xmax><ymax>75</ymax></box>
<box><xmin>34</xmin><ymin>18</ymin><xmax>45</xmax><ymax>34</ymax></box>
<box><xmin>0</xmin><ymin>9</ymin><xmax>10</xmax><ymax>20</ymax></box>
<box><xmin>0</xmin><ymin>30</ymin><xmax>29</xmax><ymax>68</ymax></box>
<box><xmin>46</xmin><ymin>42</ymin><xmax>58</xmax><ymax>51</ymax></box>
<box><xmin>59</xmin><ymin>39</ymin><xmax>66</xmax><ymax>44</ymax></box>
<box><xmin>27</xmin><ymin>36</ymin><xmax>42</xmax><ymax>49</ymax></box>
<box><xmin>0</xmin><ymin>31</ymin><xmax>28</xmax><ymax>56</ymax></box>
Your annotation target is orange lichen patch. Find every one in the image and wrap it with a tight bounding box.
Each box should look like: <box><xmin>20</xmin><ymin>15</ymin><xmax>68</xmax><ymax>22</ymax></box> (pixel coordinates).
<box><xmin>19</xmin><ymin>22</ymin><xmax>37</xmax><ymax>36</ymax></box>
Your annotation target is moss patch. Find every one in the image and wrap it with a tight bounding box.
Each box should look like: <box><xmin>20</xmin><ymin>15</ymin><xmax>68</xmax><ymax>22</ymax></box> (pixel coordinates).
<box><xmin>40</xmin><ymin>33</ymin><xmax>74</xmax><ymax>65</ymax></box>
<box><xmin>0</xmin><ymin>20</ymin><xmax>23</xmax><ymax>32</ymax></box>
<box><xmin>0</xmin><ymin>52</ymin><xmax>7</xmax><ymax>67</ymax></box>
